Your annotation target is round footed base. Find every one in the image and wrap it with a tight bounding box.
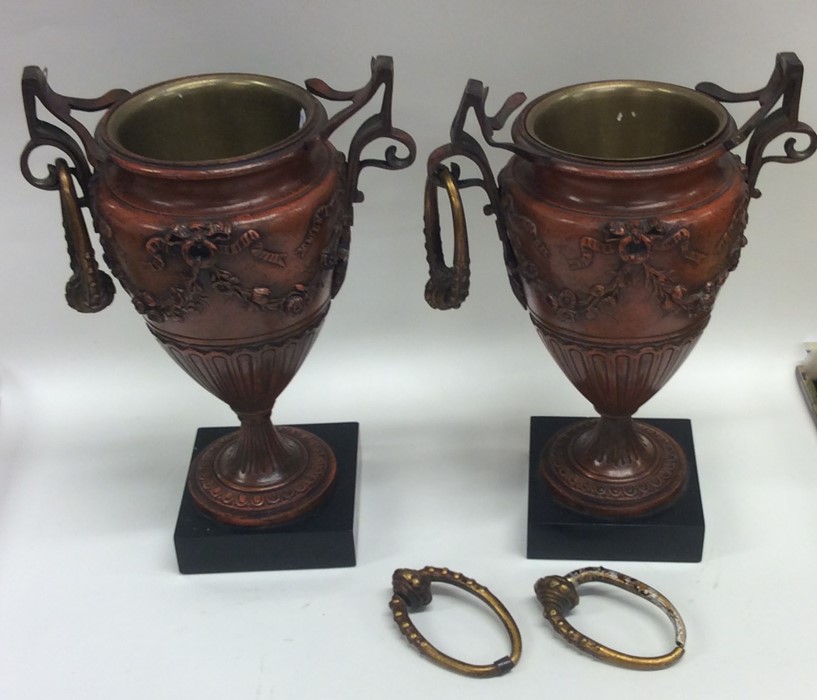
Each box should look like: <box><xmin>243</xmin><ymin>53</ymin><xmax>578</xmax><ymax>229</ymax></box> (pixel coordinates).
<box><xmin>188</xmin><ymin>426</ymin><xmax>337</xmax><ymax>527</ymax></box>
<box><xmin>540</xmin><ymin>419</ymin><xmax>687</xmax><ymax>519</ymax></box>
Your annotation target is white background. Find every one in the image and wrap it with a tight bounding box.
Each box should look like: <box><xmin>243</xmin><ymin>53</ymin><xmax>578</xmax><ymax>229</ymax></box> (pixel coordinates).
<box><xmin>2</xmin><ymin>1</ymin><xmax>817</xmax><ymax>697</ymax></box>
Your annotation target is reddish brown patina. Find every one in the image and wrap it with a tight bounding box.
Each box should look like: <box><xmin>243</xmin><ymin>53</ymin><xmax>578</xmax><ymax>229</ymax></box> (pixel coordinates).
<box><xmin>22</xmin><ymin>58</ymin><xmax>415</xmax><ymax>526</ymax></box>
<box><xmin>424</xmin><ymin>53</ymin><xmax>814</xmax><ymax>518</ymax></box>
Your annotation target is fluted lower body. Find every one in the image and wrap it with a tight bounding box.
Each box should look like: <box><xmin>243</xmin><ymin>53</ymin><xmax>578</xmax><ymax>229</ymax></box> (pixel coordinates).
<box><xmin>533</xmin><ymin>313</ymin><xmax>706</xmax><ymax>517</ymax></box>
<box><xmin>151</xmin><ymin>310</ymin><xmax>336</xmax><ymax>526</ymax></box>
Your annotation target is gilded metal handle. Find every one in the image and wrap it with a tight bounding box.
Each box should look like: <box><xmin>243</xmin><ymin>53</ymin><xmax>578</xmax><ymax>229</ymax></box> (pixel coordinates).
<box><xmin>21</xmin><ymin>66</ymin><xmax>128</xmax><ymax>313</ymax></box>
<box><xmin>535</xmin><ymin>566</ymin><xmax>686</xmax><ymax>671</ymax></box>
<box><xmin>424</xmin><ymin>80</ymin><xmax>528</xmax><ymax>310</ymax></box>
<box><xmin>697</xmin><ymin>52</ymin><xmax>817</xmax><ymax>197</ymax></box>
<box><xmin>55</xmin><ymin>160</ymin><xmax>115</xmax><ymax>312</ymax></box>
<box><xmin>389</xmin><ymin>566</ymin><xmax>522</xmax><ymax>678</ymax></box>
<box><xmin>423</xmin><ymin>165</ymin><xmax>470</xmax><ymax>309</ymax></box>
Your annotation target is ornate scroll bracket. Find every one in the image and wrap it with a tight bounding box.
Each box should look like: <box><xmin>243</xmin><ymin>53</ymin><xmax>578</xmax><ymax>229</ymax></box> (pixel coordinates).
<box><xmin>21</xmin><ymin>66</ymin><xmax>129</xmax><ymax>197</ymax></box>
<box><xmin>424</xmin><ymin>80</ymin><xmax>530</xmax><ymax>310</ymax></box>
<box><xmin>306</xmin><ymin>55</ymin><xmax>416</xmax><ymax>209</ymax></box>
<box><xmin>696</xmin><ymin>52</ymin><xmax>816</xmax><ymax>197</ymax></box>
<box><xmin>21</xmin><ymin>67</ymin><xmax>128</xmax><ymax>313</ymax></box>
<box><xmin>429</xmin><ymin>80</ymin><xmax>527</xmax><ymax>218</ymax></box>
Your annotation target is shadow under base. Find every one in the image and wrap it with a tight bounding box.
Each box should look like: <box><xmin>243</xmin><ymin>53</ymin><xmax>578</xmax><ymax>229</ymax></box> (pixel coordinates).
<box><xmin>174</xmin><ymin>422</ymin><xmax>359</xmax><ymax>574</ymax></box>
<box><xmin>527</xmin><ymin>416</ymin><xmax>704</xmax><ymax>563</ymax></box>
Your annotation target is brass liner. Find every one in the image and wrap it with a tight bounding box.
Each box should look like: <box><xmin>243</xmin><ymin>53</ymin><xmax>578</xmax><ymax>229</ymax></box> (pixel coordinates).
<box><xmin>105</xmin><ymin>75</ymin><xmax>313</xmax><ymax>163</ymax></box>
<box><xmin>525</xmin><ymin>80</ymin><xmax>730</xmax><ymax>161</ymax></box>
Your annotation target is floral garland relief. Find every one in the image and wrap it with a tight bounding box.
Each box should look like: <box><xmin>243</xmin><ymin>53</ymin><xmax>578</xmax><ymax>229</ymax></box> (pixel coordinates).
<box><xmin>506</xmin><ymin>196</ymin><xmax>749</xmax><ymax>322</ymax></box>
<box><xmin>98</xmin><ymin>195</ymin><xmax>345</xmax><ymax>323</ymax></box>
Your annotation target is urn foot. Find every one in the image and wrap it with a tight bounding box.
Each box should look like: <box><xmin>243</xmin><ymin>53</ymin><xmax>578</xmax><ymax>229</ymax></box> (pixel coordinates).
<box><xmin>528</xmin><ymin>416</ymin><xmax>704</xmax><ymax>562</ymax></box>
<box><xmin>175</xmin><ymin>422</ymin><xmax>359</xmax><ymax>573</ymax></box>
<box><xmin>540</xmin><ymin>416</ymin><xmax>687</xmax><ymax>518</ymax></box>
<box><xmin>187</xmin><ymin>423</ymin><xmax>337</xmax><ymax>527</ymax></box>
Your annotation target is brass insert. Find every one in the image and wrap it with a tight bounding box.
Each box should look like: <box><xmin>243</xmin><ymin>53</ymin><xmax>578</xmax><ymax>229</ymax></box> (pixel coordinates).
<box><xmin>106</xmin><ymin>75</ymin><xmax>312</xmax><ymax>162</ymax></box>
<box><xmin>526</xmin><ymin>80</ymin><xmax>729</xmax><ymax>161</ymax></box>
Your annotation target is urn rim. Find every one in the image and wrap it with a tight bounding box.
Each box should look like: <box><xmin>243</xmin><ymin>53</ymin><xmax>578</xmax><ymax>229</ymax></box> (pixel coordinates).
<box><xmin>97</xmin><ymin>73</ymin><xmax>326</xmax><ymax>171</ymax></box>
<box><xmin>518</xmin><ymin>79</ymin><xmax>732</xmax><ymax>163</ymax></box>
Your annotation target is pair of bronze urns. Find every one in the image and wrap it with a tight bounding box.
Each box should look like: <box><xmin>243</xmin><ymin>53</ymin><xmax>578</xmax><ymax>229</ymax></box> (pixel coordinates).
<box><xmin>21</xmin><ymin>55</ymin><xmax>815</xmax><ymax>541</ymax></box>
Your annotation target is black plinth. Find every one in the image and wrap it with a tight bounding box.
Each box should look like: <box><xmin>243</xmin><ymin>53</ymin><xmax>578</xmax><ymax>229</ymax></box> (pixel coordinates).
<box><xmin>174</xmin><ymin>422</ymin><xmax>359</xmax><ymax>574</ymax></box>
<box><xmin>527</xmin><ymin>416</ymin><xmax>704</xmax><ymax>563</ymax></box>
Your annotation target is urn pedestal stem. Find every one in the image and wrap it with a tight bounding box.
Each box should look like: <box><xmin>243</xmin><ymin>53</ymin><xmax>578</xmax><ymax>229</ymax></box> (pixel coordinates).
<box><xmin>573</xmin><ymin>416</ymin><xmax>652</xmax><ymax>479</ymax></box>
<box><xmin>188</xmin><ymin>415</ymin><xmax>338</xmax><ymax>528</ymax></box>
<box><xmin>540</xmin><ymin>416</ymin><xmax>688</xmax><ymax>519</ymax></box>
<box><xmin>219</xmin><ymin>410</ymin><xmax>304</xmax><ymax>487</ymax></box>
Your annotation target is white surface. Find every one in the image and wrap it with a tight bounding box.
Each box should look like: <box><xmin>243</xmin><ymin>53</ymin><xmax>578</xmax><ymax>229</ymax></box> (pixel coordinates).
<box><xmin>2</xmin><ymin>1</ymin><xmax>817</xmax><ymax>698</ymax></box>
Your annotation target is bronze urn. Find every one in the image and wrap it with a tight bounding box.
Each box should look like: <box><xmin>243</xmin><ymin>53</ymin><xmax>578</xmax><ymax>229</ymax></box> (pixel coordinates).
<box><xmin>423</xmin><ymin>53</ymin><xmax>815</xmax><ymax>519</ymax></box>
<box><xmin>21</xmin><ymin>57</ymin><xmax>415</xmax><ymax>529</ymax></box>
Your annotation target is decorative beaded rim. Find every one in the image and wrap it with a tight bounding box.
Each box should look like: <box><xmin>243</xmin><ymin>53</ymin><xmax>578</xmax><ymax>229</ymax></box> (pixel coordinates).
<box><xmin>534</xmin><ymin>566</ymin><xmax>686</xmax><ymax>670</ymax></box>
<box><xmin>389</xmin><ymin>566</ymin><xmax>522</xmax><ymax>678</ymax></box>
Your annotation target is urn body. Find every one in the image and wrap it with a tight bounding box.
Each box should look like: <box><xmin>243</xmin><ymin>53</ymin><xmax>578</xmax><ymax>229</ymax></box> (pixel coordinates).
<box><xmin>423</xmin><ymin>55</ymin><xmax>814</xmax><ymax>517</ymax></box>
<box><xmin>22</xmin><ymin>60</ymin><xmax>415</xmax><ymax>527</ymax></box>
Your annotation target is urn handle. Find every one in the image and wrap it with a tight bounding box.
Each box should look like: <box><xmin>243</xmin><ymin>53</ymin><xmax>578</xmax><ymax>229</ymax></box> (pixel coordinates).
<box><xmin>306</xmin><ymin>56</ymin><xmax>416</xmax><ymax>210</ymax></box>
<box><xmin>696</xmin><ymin>52</ymin><xmax>817</xmax><ymax>197</ymax></box>
<box><xmin>535</xmin><ymin>567</ymin><xmax>686</xmax><ymax>670</ymax></box>
<box><xmin>21</xmin><ymin>67</ymin><xmax>129</xmax><ymax>312</ymax></box>
<box><xmin>424</xmin><ymin>80</ymin><xmax>528</xmax><ymax>310</ymax></box>
<box><xmin>54</xmin><ymin>159</ymin><xmax>116</xmax><ymax>312</ymax></box>
<box><xmin>390</xmin><ymin>566</ymin><xmax>522</xmax><ymax>678</ymax></box>
<box><xmin>423</xmin><ymin>165</ymin><xmax>470</xmax><ymax>309</ymax></box>
<box><xmin>21</xmin><ymin>66</ymin><xmax>129</xmax><ymax>196</ymax></box>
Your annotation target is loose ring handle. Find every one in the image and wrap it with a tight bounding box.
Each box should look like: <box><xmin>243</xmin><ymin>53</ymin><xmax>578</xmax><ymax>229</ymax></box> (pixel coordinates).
<box><xmin>55</xmin><ymin>159</ymin><xmax>115</xmax><ymax>312</ymax></box>
<box><xmin>535</xmin><ymin>566</ymin><xmax>685</xmax><ymax>670</ymax></box>
<box><xmin>422</xmin><ymin>80</ymin><xmax>529</xmax><ymax>311</ymax></box>
<box><xmin>423</xmin><ymin>166</ymin><xmax>470</xmax><ymax>310</ymax></box>
<box><xmin>389</xmin><ymin>566</ymin><xmax>522</xmax><ymax>678</ymax></box>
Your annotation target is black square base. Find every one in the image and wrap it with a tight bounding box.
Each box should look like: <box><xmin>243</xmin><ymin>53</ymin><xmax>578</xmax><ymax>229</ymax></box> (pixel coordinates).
<box><xmin>527</xmin><ymin>417</ymin><xmax>704</xmax><ymax>563</ymax></box>
<box><xmin>174</xmin><ymin>422</ymin><xmax>359</xmax><ymax>574</ymax></box>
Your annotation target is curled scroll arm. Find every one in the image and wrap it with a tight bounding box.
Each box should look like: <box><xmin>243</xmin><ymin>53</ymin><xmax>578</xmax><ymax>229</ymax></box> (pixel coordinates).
<box><xmin>21</xmin><ymin>66</ymin><xmax>129</xmax><ymax>196</ymax></box>
<box><xmin>697</xmin><ymin>52</ymin><xmax>816</xmax><ymax>197</ymax></box>
<box><xmin>306</xmin><ymin>56</ymin><xmax>416</xmax><ymax>207</ymax></box>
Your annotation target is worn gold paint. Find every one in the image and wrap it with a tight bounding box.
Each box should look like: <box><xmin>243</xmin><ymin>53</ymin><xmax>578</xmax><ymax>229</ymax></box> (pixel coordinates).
<box><xmin>535</xmin><ymin>566</ymin><xmax>685</xmax><ymax>670</ymax></box>
<box><xmin>390</xmin><ymin>566</ymin><xmax>522</xmax><ymax>678</ymax></box>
